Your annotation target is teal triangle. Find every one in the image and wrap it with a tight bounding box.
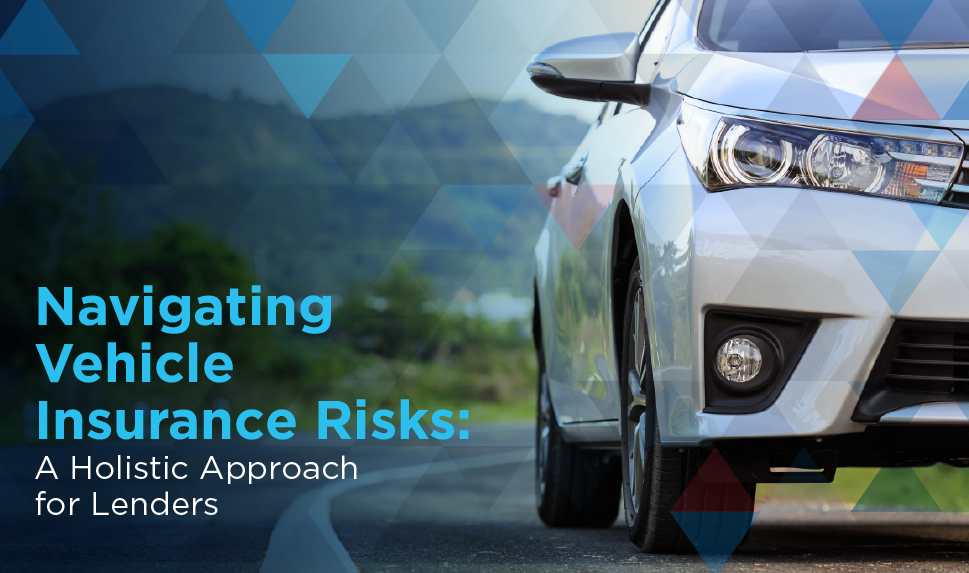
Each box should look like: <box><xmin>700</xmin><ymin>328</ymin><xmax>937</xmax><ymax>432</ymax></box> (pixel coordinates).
<box><xmin>858</xmin><ymin>0</ymin><xmax>934</xmax><ymax>49</ymax></box>
<box><xmin>222</xmin><ymin>0</ymin><xmax>298</xmax><ymax>53</ymax></box>
<box><xmin>264</xmin><ymin>53</ymin><xmax>350</xmax><ymax>118</ymax></box>
<box><xmin>671</xmin><ymin>511</ymin><xmax>755</xmax><ymax>573</ymax></box>
<box><xmin>853</xmin><ymin>250</ymin><xmax>940</xmax><ymax>314</ymax></box>
<box><xmin>404</xmin><ymin>0</ymin><xmax>478</xmax><ymax>52</ymax></box>
<box><xmin>0</xmin><ymin>0</ymin><xmax>77</xmax><ymax>55</ymax></box>
<box><xmin>910</xmin><ymin>203</ymin><xmax>967</xmax><ymax>249</ymax></box>
<box><xmin>0</xmin><ymin>118</ymin><xmax>32</xmax><ymax>168</ymax></box>
<box><xmin>444</xmin><ymin>185</ymin><xmax>530</xmax><ymax>248</ymax></box>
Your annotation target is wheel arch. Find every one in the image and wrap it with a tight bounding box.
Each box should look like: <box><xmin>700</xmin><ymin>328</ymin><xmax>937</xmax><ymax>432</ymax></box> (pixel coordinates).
<box><xmin>611</xmin><ymin>199</ymin><xmax>639</xmax><ymax>378</ymax></box>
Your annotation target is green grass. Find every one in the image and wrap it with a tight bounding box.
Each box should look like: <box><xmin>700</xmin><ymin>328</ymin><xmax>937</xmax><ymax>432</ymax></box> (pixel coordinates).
<box><xmin>757</xmin><ymin>465</ymin><xmax>969</xmax><ymax>511</ymax></box>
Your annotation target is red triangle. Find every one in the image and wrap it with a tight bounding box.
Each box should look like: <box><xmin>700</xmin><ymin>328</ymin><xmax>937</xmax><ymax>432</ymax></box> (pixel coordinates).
<box><xmin>672</xmin><ymin>448</ymin><xmax>754</xmax><ymax>512</ymax></box>
<box><xmin>853</xmin><ymin>56</ymin><xmax>940</xmax><ymax>121</ymax></box>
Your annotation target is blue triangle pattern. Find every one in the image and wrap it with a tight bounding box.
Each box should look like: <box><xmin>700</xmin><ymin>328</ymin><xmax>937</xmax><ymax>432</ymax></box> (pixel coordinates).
<box><xmin>0</xmin><ymin>1</ymin><xmax>28</xmax><ymax>41</ymax></box>
<box><xmin>779</xmin><ymin>449</ymin><xmax>828</xmax><ymax>484</ymax></box>
<box><xmin>0</xmin><ymin>70</ymin><xmax>31</xmax><ymax>120</ymax></box>
<box><xmin>0</xmin><ymin>0</ymin><xmax>77</xmax><ymax>55</ymax></box>
<box><xmin>222</xmin><ymin>0</ymin><xmax>298</xmax><ymax>53</ymax></box>
<box><xmin>405</xmin><ymin>0</ymin><xmax>478</xmax><ymax>52</ymax></box>
<box><xmin>853</xmin><ymin>250</ymin><xmax>940</xmax><ymax>314</ymax></box>
<box><xmin>910</xmin><ymin>203</ymin><xmax>967</xmax><ymax>249</ymax></box>
<box><xmin>858</xmin><ymin>0</ymin><xmax>934</xmax><ymax>48</ymax></box>
<box><xmin>848</xmin><ymin>380</ymin><xmax>865</xmax><ymax>397</ymax></box>
<box><xmin>671</xmin><ymin>511</ymin><xmax>756</xmax><ymax>573</ymax></box>
<box><xmin>400</xmin><ymin>188</ymin><xmax>484</xmax><ymax>250</ymax></box>
<box><xmin>0</xmin><ymin>118</ymin><xmax>33</xmax><ymax>168</ymax></box>
<box><xmin>264</xmin><ymin>53</ymin><xmax>351</xmax><ymax>118</ymax></box>
<box><xmin>444</xmin><ymin>185</ymin><xmax>529</xmax><ymax>248</ymax></box>
<box><xmin>944</xmin><ymin>80</ymin><xmax>969</xmax><ymax>120</ymax></box>
<box><xmin>959</xmin><ymin>403</ymin><xmax>969</xmax><ymax>420</ymax></box>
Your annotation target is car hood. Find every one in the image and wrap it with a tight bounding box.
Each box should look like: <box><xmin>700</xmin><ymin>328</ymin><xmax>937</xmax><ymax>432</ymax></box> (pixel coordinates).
<box><xmin>665</xmin><ymin>43</ymin><xmax>969</xmax><ymax>129</ymax></box>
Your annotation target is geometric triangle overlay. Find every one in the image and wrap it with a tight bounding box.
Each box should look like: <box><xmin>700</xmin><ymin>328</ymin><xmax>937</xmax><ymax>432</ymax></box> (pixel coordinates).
<box><xmin>854</xmin><ymin>56</ymin><xmax>939</xmax><ymax>121</ymax></box>
<box><xmin>222</xmin><ymin>0</ymin><xmax>298</xmax><ymax>53</ymax></box>
<box><xmin>767</xmin><ymin>55</ymin><xmax>847</xmax><ymax>118</ymax></box>
<box><xmin>265</xmin><ymin>53</ymin><xmax>351</xmax><ymax>118</ymax></box>
<box><xmin>174</xmin><ymin>0</ymin><xmax>259</xmax><ymax>54</ymax></box>
<box><xmin>910</xmin><ymin>203</ymin><xmax>967</xmax><ymax>249</ymax></box>
<box><xmin>444</xmin><ymin>185</ymin><xmax>530</xmax><ymax>249</ymax></box>
<box><xmin>913</xmin><ymin>465</ymin><xmax>967</xmax><ymax>511</ymax></box>
<box><xmin>0</xmin><ymin>0</ymin><xmax>77</xmax><ymax>55</ymax></box>
<box><xmin>853</xmin><ymin>250</ymin><xmax>940</xmax><ymax>314</ymax></box>
<box><xmin>858</xmin><ymin>0</ymin><xmax>934</xmax><ymax>49</ymax></box>
<box><xmin>405</xmin><ymin>0</ymin><xmax>478</xmax><ymax>53</ymax></box>
<box><xmin>671</xmin><ymin>511</ymin><xmax>756</xmax><ymax>573</ymax></box>
<box><xmin>442</xmin><ymin>445</ymin><xmax>532</xmax><ymax>510</ymax></box>
<box><xmin>853</xmin><ymin>467</ymin><xmax>940</xmax><ymax>512</ymax></box>
<box><xmin>671</xmin><ymin>449</ymin><xmax>755</xmax><ymax>573</ymax></box>
<box><xmin>0</xmin><ymin>118</ymin><xmax>31</xmax><ymax>167</ymax></box>
<box><xmin>901</xmin><ymin>52</ymin><xmax>969</xmax><ymax>119</ymax></box>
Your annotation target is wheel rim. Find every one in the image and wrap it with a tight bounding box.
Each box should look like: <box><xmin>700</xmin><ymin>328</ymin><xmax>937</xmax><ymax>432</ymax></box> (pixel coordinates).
<box><xmin>536</xmin><ymin>373</ymin><xmax>551</xmax><ymax>508</ymax></box>
<box><xmin>626</xmin><ymin>286</ymin><xmax>651</xmax><ymax>515</ymax></box>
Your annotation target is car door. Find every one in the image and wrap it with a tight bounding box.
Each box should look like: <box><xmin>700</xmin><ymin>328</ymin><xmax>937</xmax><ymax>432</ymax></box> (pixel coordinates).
<box><xmin>547</xmin><ymin>0</ymin><xmax>672</xmax><ymax>423</ymax></box>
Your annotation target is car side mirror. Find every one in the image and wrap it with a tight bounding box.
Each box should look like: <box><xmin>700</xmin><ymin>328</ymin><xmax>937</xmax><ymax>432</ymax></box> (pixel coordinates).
<box><xmin>527</xmin><ymin>33</ymin><xmax>650</xmax><ymax>107</ymax></box>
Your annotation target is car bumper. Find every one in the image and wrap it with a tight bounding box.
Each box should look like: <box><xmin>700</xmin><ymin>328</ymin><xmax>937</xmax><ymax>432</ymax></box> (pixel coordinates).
<box><xmin>635</xmin><ymin>148</ymin><xmax>969</xmax><ymax>445</ymax></box>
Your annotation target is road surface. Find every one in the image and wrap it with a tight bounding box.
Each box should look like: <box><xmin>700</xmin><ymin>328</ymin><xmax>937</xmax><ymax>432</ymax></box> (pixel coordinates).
<box><xmin>2</xmin><ymin>425</ymin><xmax>968</xmax><ymax>571</ymax></box>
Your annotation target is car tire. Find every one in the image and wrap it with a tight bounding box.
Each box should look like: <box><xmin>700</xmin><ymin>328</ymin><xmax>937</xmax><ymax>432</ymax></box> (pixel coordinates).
<box><xmin>535</xmin><ymin>330</ymin><xmax>621</xmax><ymax>528</ymax></box>
<box><xmin>620</xmin><ymin>257</ymin><xmax>755</xmax><ymax>552</ymax></box>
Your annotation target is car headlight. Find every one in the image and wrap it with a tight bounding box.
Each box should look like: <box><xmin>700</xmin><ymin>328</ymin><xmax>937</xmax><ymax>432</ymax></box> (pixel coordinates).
<box><xmin>677</xmin><ymin>103</ymin><xmax>964</xmax><ymax>203</ymax></box>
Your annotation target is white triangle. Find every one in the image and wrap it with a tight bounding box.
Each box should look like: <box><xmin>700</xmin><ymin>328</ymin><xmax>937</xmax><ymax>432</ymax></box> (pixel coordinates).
<box><xmin>445</xmin><ymin>0</ymin><xmax>532</xmax><ymax>54</ymax></box>
<box><xmin>774</xmin><ymin>250</ymin><xmax>852</xmax><ymax>311</ymax></box>
<box><xmin>811</xmin><ymin>252</ymin><xmax>890</xmax><ymax>316</ymax></box>
<box><xmin>721</xmin><ymin>188</ymin><xmax>800</xmax><ymax>248</ymax></box>
<box><xmin>943</xmin><ymin>212</ymin><xmax>969</xmax><ymax>249</ymax></box>
<box><xmin>535</xmin><ymin>0</ymin><xmax>611</xmax><ymax>51</ymax></box>
<box><xmin>444</xmin><ymin>52</ymin><xmax>531</xmax><ymax>103</ymax></box>
<box><xmin>900</xmin><ymin>252</ymin><xmax>969</xmax><ymax>317</ymax></box>
<box><xmin>813</xmin><ymin>192</ymin><xmax>934</xmax><ymax>251</ymax></box>
<box><xmin>323</xmin><ymin>0</ymin><xmax>391</xmax><ymax>51</ymax></box>
<box><xmin>693</xmin><ymin>194</ymin><xmax>758</xmax><ymax>305</ymax></box>
<box><xmin>805</xmin><ymin>52</ymin><xmax>896</xmax><ymax>118</ymax></box>
<box><xmin>496</xmin><ymin>0</ymin><xmax>570</xmax><ymax>52</ymax></box>
<box><xmin>356</xmin><ymin>54</ymin><xmax>440</xmax><ymax>111</ymax></box>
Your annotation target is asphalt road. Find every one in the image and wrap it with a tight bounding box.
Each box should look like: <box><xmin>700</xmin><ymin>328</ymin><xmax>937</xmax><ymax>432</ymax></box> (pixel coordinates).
<box><xmin>2</xmin><ymin>425</ymin><xmax>969</xmax><ymax>571</ymax></box>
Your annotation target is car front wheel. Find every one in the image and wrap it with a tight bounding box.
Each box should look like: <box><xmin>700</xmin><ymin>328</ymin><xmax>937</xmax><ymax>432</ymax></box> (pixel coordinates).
<box><xmin>620</xmin><ymin>257</ymin><xmax>756</xmax><ymax>553</ymax></box>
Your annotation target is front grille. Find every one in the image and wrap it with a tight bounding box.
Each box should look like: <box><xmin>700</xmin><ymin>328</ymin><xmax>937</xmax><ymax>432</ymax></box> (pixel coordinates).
<box><xmin>887</xmin><ymin>330</ymin><xmax>969</xmax><ymax>392</ymax></box>
<box><xmin>942</xmin><ymin>160</ymin><xmax>969</xmax><ymax>207</ymax></box>
<box><xmin>853</xmin><ymin>321</ymin><xmax>969</xmax><ymax>422</ymax></box>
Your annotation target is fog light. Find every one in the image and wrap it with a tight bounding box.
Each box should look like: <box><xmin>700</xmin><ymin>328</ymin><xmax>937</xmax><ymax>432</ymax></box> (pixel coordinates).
<box><xmin>715</xmin><ymin>337</ymin><xmax>763</xmax><ymax>384</ymax></box>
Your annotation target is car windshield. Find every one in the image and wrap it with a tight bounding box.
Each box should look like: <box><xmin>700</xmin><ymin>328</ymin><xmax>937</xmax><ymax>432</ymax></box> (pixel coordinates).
<box><xmin>698</xmin><ymin>0</ymin><xmax>969</xmax><ymax>52</ymax></box>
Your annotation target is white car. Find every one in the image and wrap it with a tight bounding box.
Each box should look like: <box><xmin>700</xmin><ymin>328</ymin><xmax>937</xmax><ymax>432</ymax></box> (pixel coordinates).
<box><xmin>529</xmin><ymin>0</ymin><xmax>969</xmax><ymax>552</ymax></box>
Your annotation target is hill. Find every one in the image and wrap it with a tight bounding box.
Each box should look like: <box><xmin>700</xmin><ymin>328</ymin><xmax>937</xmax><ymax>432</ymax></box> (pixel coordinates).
<box><xmin>6</xmin><ymin>87</ymin><xmax>591</xmax><ymax>299</ymax></box>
